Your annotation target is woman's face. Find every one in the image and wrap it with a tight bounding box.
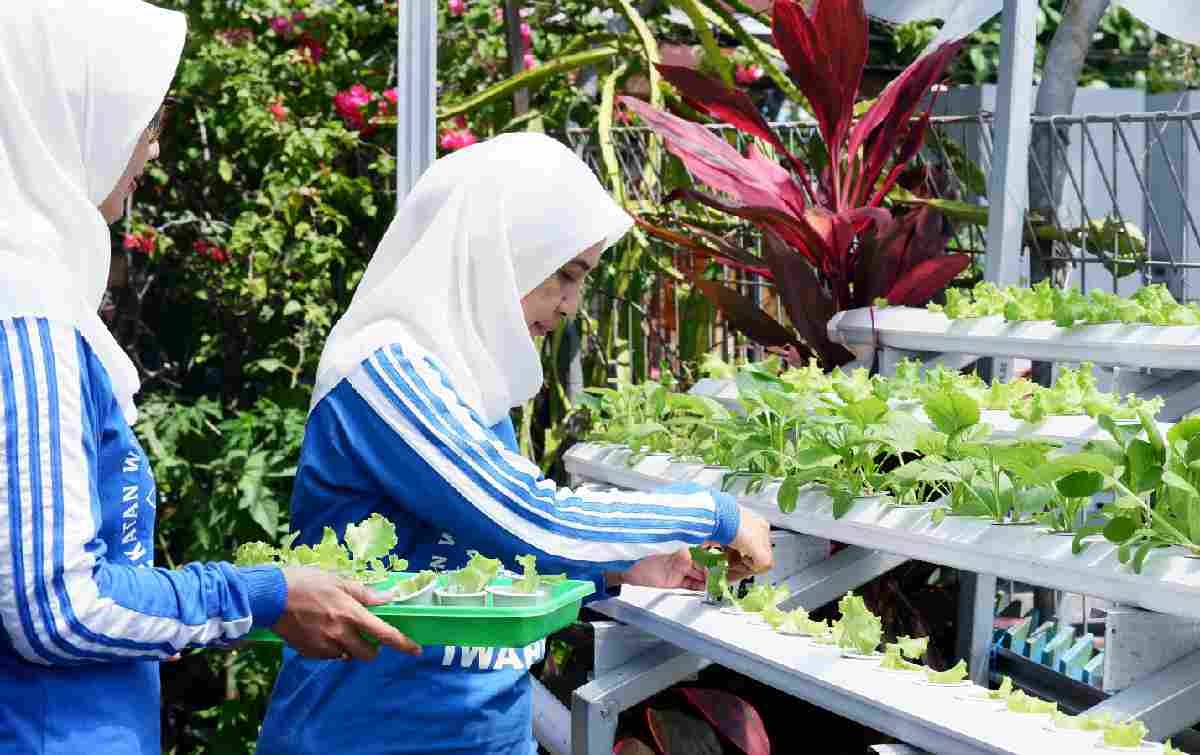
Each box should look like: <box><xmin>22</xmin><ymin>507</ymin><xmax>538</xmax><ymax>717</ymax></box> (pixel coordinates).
<box><xmin>521</xmin><ymin>243</ymin><xmax>604</xmax><ymax>338</ymax></box>
<box><xmin>97</xmin><ymin>119</ymin><xmax>162</xmax><ymax>225</ymax></box>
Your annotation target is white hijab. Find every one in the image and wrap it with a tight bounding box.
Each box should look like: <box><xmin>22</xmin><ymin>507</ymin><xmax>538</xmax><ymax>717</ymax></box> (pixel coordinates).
<box><xmin>313</xmin><ymin>133</ymin><xmax>633</xmax><ymax>426</ymax></box>
<box><xmin>0</xmin><ymin>0</ymin><xmax>186</xmax><ymax>424</ymax></box>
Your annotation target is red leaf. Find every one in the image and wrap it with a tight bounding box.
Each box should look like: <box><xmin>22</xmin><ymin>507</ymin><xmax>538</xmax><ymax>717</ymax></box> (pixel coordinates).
<box><xmin>847</xmin><ymin>41</ymin><xmax>961</xmax><ymax>206</ymax></box>
<box><xmin>680</xmin><ymin>688</ymin><xmax>771</xmax><ymax>755</ymax></box>
<box><xmin>772</xmin><ymin>0</ymin><xmax>865</xmax><ymax>153</ymax></box>
<box><xmin>620</xmin><ymin>97</ymin><xmax>802</xmax><ymax>217</ymax></box>
<box><xmin>762</xmin><ymin>230</ymin><xmax>854</xmax><ymax>367</ymax></box>
<box><xmin>613</xmin><ymin>739</ymin><xmax>655</xmax><ymax>755</ymax></box>
<box><xmin>635</xmin><ymin>216</ymin><xmax>773</xmax><ymax>277</ymax></box>
<box><xmin>656</xmin><ymin>64</ymin><xmax>812</xmax><ymax>191</ymax></box>
<box><xmin>665</xmin><ymin>188</ymin><xmax>829</xmax><ymax>269</ymax></box>
<box><xmin>646</xmin><ymin>709</ymin><xmax>722</xmax><ymax>755</ymax></box>
<box><xmin>855</xmin><ymin>206</ymin><xmax>950</xmax><ymax>305</ymax></box>
<box><xmin>885</xmin><ymin>253</ymin><xmax>971</xmax><ymax>306</ymax></box>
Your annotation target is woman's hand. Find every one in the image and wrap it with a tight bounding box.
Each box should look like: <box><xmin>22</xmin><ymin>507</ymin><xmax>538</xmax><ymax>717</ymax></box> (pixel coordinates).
<box><xmin>274</xmin><ymin>568</ymin><xmax>422</xmax><ymax>661</ymax></box>
<box><xmin>728</xmin><ymin>507</ymin><xmax>773</xmax><ymax>579</ymax></box>
<box><xmin>612</xmin><ymin>548</ymin><xmax>706</xmax><ymax>591</ymax></box>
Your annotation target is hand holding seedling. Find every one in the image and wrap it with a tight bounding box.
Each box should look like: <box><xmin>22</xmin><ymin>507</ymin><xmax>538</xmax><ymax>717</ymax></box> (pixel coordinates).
<box><xmin>617</xmin><ymin>548</ymin><xmax>707</xmax><ymax>591</ymax></box>
<box><xmin>274</xmin><ymin>567</ymin><xmax>422</xmax><ymax>661</ymax></box>
<box><xmin>728</xmin><ymin>507</ymin><xmax>773</xmax><ymax>578</ymax></box>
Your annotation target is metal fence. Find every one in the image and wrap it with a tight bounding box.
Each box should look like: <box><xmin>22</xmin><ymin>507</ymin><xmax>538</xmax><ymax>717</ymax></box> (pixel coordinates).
<box><xmin>565</xmin><ymin>100</ymin><xmax>1200</xmax><ymax>371</ymax></box>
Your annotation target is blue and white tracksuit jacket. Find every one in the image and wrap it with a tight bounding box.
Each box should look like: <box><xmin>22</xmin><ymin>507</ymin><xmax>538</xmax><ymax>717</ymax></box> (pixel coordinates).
<box><xmin>256</xmin><ymin>338</ymin><xmax>740</xmax><ymax>755</ymax></box>
<box><xmin>0</xmin><ymin>318</ymin><xmax>288</xmax><ymax>754</ymax></box>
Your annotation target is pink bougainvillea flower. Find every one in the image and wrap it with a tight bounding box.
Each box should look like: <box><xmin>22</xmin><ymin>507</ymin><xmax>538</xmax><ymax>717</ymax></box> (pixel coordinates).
<box><xmin>269</xmin><ymin>99</ymin><xmax>289</xmax><ymax>122</ymax></box>
<box><xmin>298</xmin><ymin>35</ymin><xmax>324</xmax><ymax>64</ymax></box>
<box><xmin>123</xmin><ymin>233</ymin><xmax>140</xmax><ymax>251</ymax></box>
<box><xmin>452</xmin><ymin>115</ymin><xmax>467</xmax><ymax>129</ymax></box>
<box><xmin>439</xmin><ymin>127</ymin><xmax>478</xmax><ymax>152</ymax></box>
<box><xmin>291</xmin><ymin>11</ymin><xmax>306</xmax><ymax>23</ymax></box>
<box><xmin>523</xmin><ymin>52</ymin><xmax>536</xmax><ymax>70</ymax></box>
<box><xmin>209</xmin><ymin>247</ymin><xmax>230</xmax><ymax>264</ymax></box>
<box><xmin>734</xmin><ymin>64</ymin><xmax>764</xmax><ymax>85</ymax></box>
<box><xmin>269</xmin><ymin>16</ymin><xmax>293</xmax><ymax>36</ymax></box>
<box><xmin>493</xmin><ymin>7</ymin><xmax>503</xmax><ymax>22</ymax></box>
<box><xmin>520</xmin><ymin>22</ymin><xmax>532</xmax><ymax>42</ymax></box>
<box><xmin>334</xmin><ymin>84</ymin><xmax>374</xmax><ymax>130</ymax></box>
<box><xmin>193</xmin><ymin>240</ymin><xmax>208</xmax><ymax>255</ymax></box>
<box><xmin>448</xmin><ymin>0</ymin><xmax>466</xmax><ymax>17</ymax></box>
<box><xmin>378</xmin><ymin>88</ymin><xmax>398</xmax><ymax>116</ymax></box>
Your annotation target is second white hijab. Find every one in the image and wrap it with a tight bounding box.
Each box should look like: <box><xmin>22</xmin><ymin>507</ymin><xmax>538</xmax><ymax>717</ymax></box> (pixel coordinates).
<box><xmin>0</xmin><ymin>0</ymin><xmax>187</xmax><ymax>423</ymax></box>
<box><xmin>313</xmin><ymin>133</ymin><xmax>632</xmax><ymax>426</ymax></box>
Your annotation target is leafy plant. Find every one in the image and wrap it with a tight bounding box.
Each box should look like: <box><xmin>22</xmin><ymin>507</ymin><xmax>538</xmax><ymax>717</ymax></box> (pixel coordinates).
<box><xmin>834</xmin><ymin>592</ymin><xmax>883</xmax><ymax>654</ymax></box>
<box><xmin>925</xmin><ymin>659</ymin><xmax>968</xmax><ymax>684</ymax></box>
<box><xmin>895</xmin><ymin>635</ymin><xmax>928</xmax><ymax>661</ymax></box>
<box><xmin>737</xmin><ymin>583</ymin><xmax>790</xmax><ymax>614</ymax></box>
<box><xmin>879</xmin><ymin>646</ymin><xmax>922</xmax><ymax>671</ymax></box>
<box><xmin>446</xmin><ymin>551</ymin><xmax>504</xmax><ymax>594</ymax></box>
<box><xmin>930</xmin><ymin>280</ymin><xmax>1200</xmax><ymax>327</ymax></box>
<box><xmin>234</xmin><ymin>513</ymin><xmax>404</xmax><ymax>583</ymax></box>
<box><xmin>1103</xmin><ymin>719</ymin><xmax>1149</xmax><ymax>748</ymax></box>
<box><xmin>690</xmin><ymin>546</ymin><xmax>731</xmax><ymax>604</ymax></box>
<box><xmin>620</xmin><ymin>0</ymin><xmax>968</xmax><ymax>367</ymax></box>
<box><xmin>512</xmin><ymin>554</ymin><xmax>566</xmax><ymax>594</ymax></box>
<box><xmin>1004</xmin><ymin>689</ymin><xmax>1057</xmax><ymax>715</ymax></box>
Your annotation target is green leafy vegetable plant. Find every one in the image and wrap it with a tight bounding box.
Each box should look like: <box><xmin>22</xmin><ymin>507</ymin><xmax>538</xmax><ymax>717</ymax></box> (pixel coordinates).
<box><xmin>1102</xmin><ymin>719</ymin><xmax>1149</xmax><ymax>748</ymax></box>
<box><xmin>446</xmin><ymin>551</ymin><xmax>503</xmax><ymax>594</ymax></box>
<box><xmin>511</xmin><ymin>555</ymin><xmax>566</xmax><ymax>594</ymax></box>
<box><xmin>835</xmin><ymin>592</ymin><xmax>883</xmax><ymax>654</ymax></box>
<box><xmin>925</xmin><ymin>659</ymin><xmax>968</xmax><ymax>684</ymax></box>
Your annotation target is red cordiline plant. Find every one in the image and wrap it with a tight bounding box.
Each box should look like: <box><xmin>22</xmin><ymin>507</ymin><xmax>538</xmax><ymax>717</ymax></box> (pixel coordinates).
<box><xmin>621</xmin><ymin>0</ymin><xmax>969</xmax><ymax>366</ymax></box>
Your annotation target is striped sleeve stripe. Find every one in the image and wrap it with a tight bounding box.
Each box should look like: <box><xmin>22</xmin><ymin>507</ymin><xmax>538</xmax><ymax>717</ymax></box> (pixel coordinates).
<box><xmin>363</xmin><ymin>355</ymin><xmax>709</xmax><ymax>539</ymax></box>
<box><xmin>348</xmin><ymin>361</ymin><xmax>699</xmax><ymax>563</ymax></box>
<box><xmin>0</xmin><ymin>320</ymin><xmax>58</xmax><ymax>663</ymax></box>
<box><xmin>371</xmin><ymin>348</ymin><xmax>717</xmax><ymax>533</ymax></box>
<box><xmin>406</xmin><ymin>347</ymin><xmax>720</xmax><ymax>518</ymax></box>
<box><xmin>383</xmin><ymin>345</ymin><xmax>720</xmax><ymax>523</ymax></box>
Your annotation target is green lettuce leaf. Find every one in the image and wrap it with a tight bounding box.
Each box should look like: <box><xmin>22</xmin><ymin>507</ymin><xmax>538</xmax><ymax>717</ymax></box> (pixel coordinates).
<box><xmin>1103</xmin><ymin>720</ymin><xmax>1148</xmax><ymax>748</ymax></box>
<box><xmin>926</xmin><ymin>659</ymin><xmax>968</xmax><ymax>684</ymax></box>
<box><xmin>835</xmin><ymin>592</ymin><xmax>882</xmax><ymax>654</ymax></box>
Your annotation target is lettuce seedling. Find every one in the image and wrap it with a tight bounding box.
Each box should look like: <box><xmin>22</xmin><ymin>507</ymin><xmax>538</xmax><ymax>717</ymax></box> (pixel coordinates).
<box><xmin>691</xmin><ymin>546</ymin><xmax>732</xmax><ymax>604</ymax></box>
<box><xmin>879</xmin><ymin>646</ymin><xmax>922</xmax><ymax>671</ymax></box>
<box><xmin>926</xmin><ymin>660</ymin><xmax>968</xmax><ymax>684</ymax></box>
<box><xmin>895</xmin><ymin>635</ymin><xmax>928</xmax><ymax>661</ymax></box>
<box><xmin>446</xmin><ymin>551</ymin><xmax>503</xmax><ymax>594</ymax></box>
<box><xmin>738</xmin><ymin>583</ymin><xmax>790</xmax><ymax>614</ymax></box>
<box><xmin>835</xmin><ymin>592</ymin><xmax>882</xmax><ymax>654</ymax></box>
<box><xmin>1004</xmin><ymin>689</ymin><xmax>1057</xmax><ymax>715</ymax></box>
<box><xmin>390</xmin><ymin>570</ymin><xmax>437</xmax><ymax>598</ymax></box>
<box><xmin>345</xmin><ymin>513</ymin><xmax>398</xmax><ymax>564</ymax></box>
<box><xmin>511</xmin><ymin>555</ymin><xmax>566</xmax><ymax>594</ymax></box>
<box><xmin>1102</xmin><ymin>719</ymin><xmax>1149</xmax><ymax>748</ymax></box>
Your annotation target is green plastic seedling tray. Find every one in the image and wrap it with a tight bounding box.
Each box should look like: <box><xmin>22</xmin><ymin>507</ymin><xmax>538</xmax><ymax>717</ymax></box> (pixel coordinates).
<box><xmin>246</xmin><ymin>572</ymin><xmax>595</xmax><ymax>648</ymax></box>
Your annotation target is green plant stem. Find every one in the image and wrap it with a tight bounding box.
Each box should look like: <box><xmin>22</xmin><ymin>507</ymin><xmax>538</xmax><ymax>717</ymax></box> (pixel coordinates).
<box><xmin>439</xmin><ymin>47</ymin><xmax>620</xmax><ymax>119</ymax></box>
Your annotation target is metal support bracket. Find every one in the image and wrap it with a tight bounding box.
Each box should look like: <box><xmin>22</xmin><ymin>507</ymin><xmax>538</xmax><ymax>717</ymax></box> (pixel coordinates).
<box><xmin>779</xmin><ymin>546</ymin><xmax>909</xmax><ymax>612</ymax></box>
<box><xmin>572</xmin><ymin>643</ymin><xmax>711</xmax><ymax>755</ymax></box>
<box><xmin>957</xmin><ymin>572</ymin><xmax>1000</xmax><ymax>686</ymax></box>
<box><xmin>1089</xmin><ymin>647</ymin><xmax>1200</xmax><ymax>741</ymax></box>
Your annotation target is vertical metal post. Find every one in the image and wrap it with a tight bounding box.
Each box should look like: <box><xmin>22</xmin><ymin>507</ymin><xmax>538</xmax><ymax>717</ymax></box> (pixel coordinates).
<box><xmin>957</xmin><ymin>572</ymin><xmax>999</xmax><ymax>686</ymax></box>
<box><xmin>982</xmin><ymin>0</ymin><xmax>1038</xmax><ymax>383</ymax></box>
<box><xmin>396</xmin><ymin>0</ymin><xmax>438</xmax><ymax>201</ymax></box>
<box><xmin>984</xmin><ymin>0</ymin><xmax>1038</xmax><ymax>287</ymax></box>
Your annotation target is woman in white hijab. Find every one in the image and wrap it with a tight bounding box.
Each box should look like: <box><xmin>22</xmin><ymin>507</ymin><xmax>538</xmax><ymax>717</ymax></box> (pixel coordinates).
<box><xmin>256</xmin><ymin>132</ymin><xmax>773</xmax><ymax>755</ymax></box>
<box><xmin>0</xmin><ymin>2</ymin><xmax>416</xmax><ymax>752</ymax></box>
